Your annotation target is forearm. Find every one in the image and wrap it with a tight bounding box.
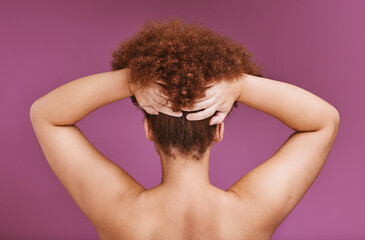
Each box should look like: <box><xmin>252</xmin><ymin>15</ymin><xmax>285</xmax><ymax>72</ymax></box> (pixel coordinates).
<box><xmin>237</xmin><ymin>74</ymin><xmax>339</xmax><ymax>132</ymax></box>
<box><xmin>30</xmin><ymin>68</ymin><xmax>132</xmax><ymax>125</ymax></box>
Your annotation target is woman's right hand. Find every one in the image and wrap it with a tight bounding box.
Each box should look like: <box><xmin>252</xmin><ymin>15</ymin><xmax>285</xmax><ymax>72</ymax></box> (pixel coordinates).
<box><xmin>184</xmin><ymin>77</ymin><xmax>243</xmax><ymax>125</ymax></box>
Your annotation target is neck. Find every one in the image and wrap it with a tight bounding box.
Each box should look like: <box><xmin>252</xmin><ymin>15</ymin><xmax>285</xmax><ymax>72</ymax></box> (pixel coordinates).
<box><xmin>158</xmin><ymin>149</ymin><xmax>211</xmax><ymax>190</ymax></box>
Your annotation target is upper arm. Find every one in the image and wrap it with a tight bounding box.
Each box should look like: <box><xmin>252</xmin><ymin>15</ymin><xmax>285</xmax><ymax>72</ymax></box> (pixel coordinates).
<box><xmin>227</xmin><ymin>116</ymin><xmax>339</xmax><ymax>231</ymax></box>
<box><xmin>30</xmin><ymin>111</ymin><xmax>145</xmax><ymax>229</ymax></box>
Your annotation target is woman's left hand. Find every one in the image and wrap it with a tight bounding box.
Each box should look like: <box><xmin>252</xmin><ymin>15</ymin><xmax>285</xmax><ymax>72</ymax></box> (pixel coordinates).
<box><xmin>129</xmin><ymin>80</ymin><xmax>183</xmax><ymax>117</ymax></box>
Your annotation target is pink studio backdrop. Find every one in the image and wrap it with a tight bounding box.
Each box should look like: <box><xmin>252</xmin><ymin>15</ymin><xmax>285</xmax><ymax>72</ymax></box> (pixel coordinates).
<box><xmin>1</xmin><ymin>0</ymin><xmax>364</xmax><ymax>239</ymax></box>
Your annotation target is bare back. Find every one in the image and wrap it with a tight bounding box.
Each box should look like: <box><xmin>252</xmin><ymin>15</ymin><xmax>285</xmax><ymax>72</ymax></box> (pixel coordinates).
<box><xmin>95</xmin><ymin>126</ymin><xmax>339</xmax><ymax>240</ymax></box>
<box><xmin>96</xmin><ymin>185</ymin><xmax>273</xmax><ymax>240</ymax></box>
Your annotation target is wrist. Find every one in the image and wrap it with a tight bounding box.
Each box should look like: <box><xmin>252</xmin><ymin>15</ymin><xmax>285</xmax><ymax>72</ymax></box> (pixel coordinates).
<box><xmin>235</xmin><ymin>73</ymin><xmax>246</xmax><ymax>102</ymax></box>
<box><xmin>127</xmin><ymin>81</ymin><xmax>134</xmax><ymax>96</ymax></box>
<box><xmin>122</xmin><ymin>68</ymin><xmax>134</xmax><ymax>97</ymax></box>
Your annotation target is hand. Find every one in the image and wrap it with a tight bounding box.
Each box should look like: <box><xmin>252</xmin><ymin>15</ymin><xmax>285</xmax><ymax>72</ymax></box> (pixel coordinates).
<box><xmin>184</xmin><ymin>79</ymin><xmax>242</xmax><ymax>125</ymax></box>
<box><xmin>129</xmin><ymin>80</ymin><xmax>183</xmax><ymax>117</ymax></box>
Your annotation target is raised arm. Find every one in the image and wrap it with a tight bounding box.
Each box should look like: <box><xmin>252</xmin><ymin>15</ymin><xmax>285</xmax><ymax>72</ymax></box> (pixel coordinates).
<box><xmin>236</xmin><ymin>74</ymin><xmax>339</xmax><ymax>131</ymax></box>
<box><xmin>30</xmin><ymin>68</ymin><xmax>179</xmax><ymax>230</ymax></box>
<box><xmin>186</xmin><ymin>74</ymin><xmax>339</xmax><ymax>233</ymax></box>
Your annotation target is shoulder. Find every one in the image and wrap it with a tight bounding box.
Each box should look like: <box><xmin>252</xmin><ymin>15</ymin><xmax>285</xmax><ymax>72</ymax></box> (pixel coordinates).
<box><xmin>95</xmin><ymin>190</ymin><xmax>146</xmax><ymax>239</ymax></box>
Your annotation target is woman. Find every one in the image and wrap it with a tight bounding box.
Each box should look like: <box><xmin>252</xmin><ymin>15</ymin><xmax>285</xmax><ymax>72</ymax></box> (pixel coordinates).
<box><xmin>30</xmin><ymin>19</ymin><xmax>339</xmax><ymax>239</ymax></box>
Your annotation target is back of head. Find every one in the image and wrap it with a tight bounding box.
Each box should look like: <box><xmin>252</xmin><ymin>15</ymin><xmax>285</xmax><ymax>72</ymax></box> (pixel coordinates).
<box><xmin>110</xmin><ymin>17</ymin><xmax>262</xmax><ymax>159</ymax></box>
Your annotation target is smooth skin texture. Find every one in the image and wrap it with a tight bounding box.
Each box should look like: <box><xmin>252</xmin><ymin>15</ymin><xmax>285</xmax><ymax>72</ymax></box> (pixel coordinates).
<box><xmin>30</xmin><ymin>68</ymin><xmax>339</xmax><ymax>239</ymax></box>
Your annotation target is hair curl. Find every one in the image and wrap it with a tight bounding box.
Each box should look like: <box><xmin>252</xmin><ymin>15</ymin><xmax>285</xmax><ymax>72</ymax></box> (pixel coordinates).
<box><xmin>110</xmin><ymin>17</ymin><xmax>263</xmax><ymax>158</ymax></box>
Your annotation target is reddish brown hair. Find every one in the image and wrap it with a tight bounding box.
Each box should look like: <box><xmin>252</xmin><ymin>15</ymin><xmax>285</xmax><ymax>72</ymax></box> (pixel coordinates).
<box><xmin>110</xmin><ymin>17</ymin><xmax>263</xmax><ymax>158</ymax></box>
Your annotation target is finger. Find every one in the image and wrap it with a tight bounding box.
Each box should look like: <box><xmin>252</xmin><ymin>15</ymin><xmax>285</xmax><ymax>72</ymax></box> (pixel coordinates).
<box><xmin>181</xmin><ymin>97</ymin><xmax>216</xmax><ymax>112</ymax></box>
<box><xmin>157</xmin><ymin>105</ymin><xmax>183</xmax><ymax>117</ymax></box>
<box><xmin>186</xmin><ymin>105</ymin><xmax>217</xmax><ymax>121</ymax></box>
<box><xmin>205</xmin><ymin>82</ymin><xmax>216</xmax><ymax>89</ymax></box>
<box><xmin>194</xmin><ymin>86</ymin><xmax>217</xmax><ymax>103</ymax></box>
<box><xmin>209</xmin><ymin>112</ymin><xmax>227</xmax><ymax>125</ymax></box>
<box><xmin>153</xmin><ymin>90</ymin><xmax>171</xmax><ymax>104</ymax></box>
<box><xmin>152</xmin><ymin>97</ymin><xmax>173</xmax><ymax>108</ymax></box>
<box><xmin>144</xmin><ymin>106</ymin><xmax>159</xmax><ymax>115</ymax></box>
<box><xmin>153</xmin><ymin>83</ymin><xmax>169</xmax><ymax>98</ymax></box>
<box><xmin>156</xmin><ymin>80</ymin><xmax>167</xmax><ymax>86</ymax></box>
<box><xmin>192</xmin><ymin>97</ymin><xmax>216</xmax><ymax>111</ymax></box>
<box><xmin>154</xmin><ymin>86</ymin><xmax>170</xmax><ymax>99</ymax></box>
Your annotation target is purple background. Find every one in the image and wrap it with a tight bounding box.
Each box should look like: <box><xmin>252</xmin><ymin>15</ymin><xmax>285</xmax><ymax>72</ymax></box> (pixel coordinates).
<box><xmin>1</xmin><ymin>0</ymin><xmax>364</xmax><ymax>239</ymax></box>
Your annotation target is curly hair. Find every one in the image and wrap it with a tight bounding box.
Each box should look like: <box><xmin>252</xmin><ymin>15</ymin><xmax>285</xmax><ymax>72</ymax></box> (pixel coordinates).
<box><xmin>110</xmin><ymin>17</ymin><xmax>263</xmax><ymax>159</ymax></box>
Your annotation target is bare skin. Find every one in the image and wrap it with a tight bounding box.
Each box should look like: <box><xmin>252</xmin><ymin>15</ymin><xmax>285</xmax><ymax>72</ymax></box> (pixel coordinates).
<box><xmin>30</xmin><ymin>68</ymin><xmax>339</xmax><ymax>239</ymax></box>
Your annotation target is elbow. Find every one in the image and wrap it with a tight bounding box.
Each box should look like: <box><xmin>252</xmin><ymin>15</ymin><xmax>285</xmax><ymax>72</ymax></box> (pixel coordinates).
<box><xmin>29</xmin><ymin>100</ymin><xmax>43</xmax><ymax>124</ymax></box>
<box><xmin>329</xmin><ymin>106</ymin><xmax>340</xmax><ymax>129</ymax></box>
<box><xmin>323</xmin><ymin>105</ymin><xmax>340</xmax><ymax>137</ymax></box>
<box><xmin>30</xmin><ymin>100</ymin><xmax>38</xmax><ymax>116</ymax></box>
<box><xmin>30</xmin><ymin>101</ymin><xmax>36</xmax><ymax>117</ymax></box>
<box><xmin>29</xmin><ymin>101</ymin><xmax>38</xmax><ymax>124</ymax></box>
